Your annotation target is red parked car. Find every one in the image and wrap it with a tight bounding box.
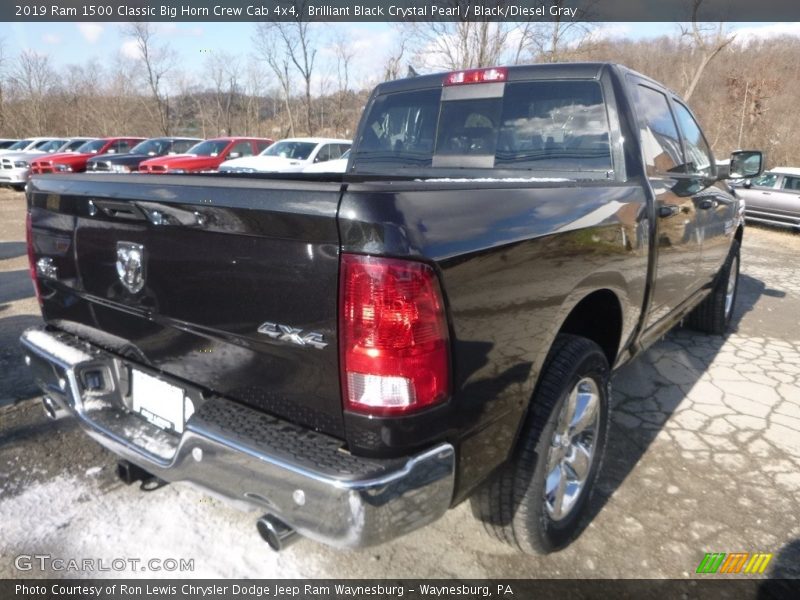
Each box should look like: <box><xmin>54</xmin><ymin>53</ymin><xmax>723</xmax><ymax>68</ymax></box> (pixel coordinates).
<box><xmin>30</xmin><ymin>137</ymin><xmax>145</xmax><ymax>174</ymax></box>
<box><xmin>138</xmin><ymin>137</ymin><xmax>273</xmax><ymax>173</ymax></box>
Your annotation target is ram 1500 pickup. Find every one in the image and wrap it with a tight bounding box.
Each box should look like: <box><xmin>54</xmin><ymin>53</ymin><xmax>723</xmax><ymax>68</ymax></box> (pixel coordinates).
<box><xmin>21</xmin><ymin>63</ymin><xmax>762</xmax><ymax>554</ymax></box>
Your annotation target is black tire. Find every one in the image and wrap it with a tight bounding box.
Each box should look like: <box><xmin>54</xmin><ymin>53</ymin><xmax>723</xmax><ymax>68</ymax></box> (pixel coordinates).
<box><xmin>686</xmin><ymin>240</ymin><xmax>740</xmax><ymax>335</ymax></box>
<box><xmin>11</xmin><ymin>184</ymin><xmax>25</xmax><ymax>192</ymax></box>
<box><xmin>472</xmin><ymin>334</ymin><xmax>610</xmax><ymax>554</ymax></box>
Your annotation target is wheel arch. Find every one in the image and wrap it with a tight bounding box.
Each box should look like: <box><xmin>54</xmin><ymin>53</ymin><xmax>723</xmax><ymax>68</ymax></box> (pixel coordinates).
<box><xmin>556</xmin><ymin>289</ymin><xmax>624</xmax><ymax>368</ymax></box>
<box><xmin>508</xmin><ymin>285</ymin><xmax>626</xmax><ymax>458</ymax></box>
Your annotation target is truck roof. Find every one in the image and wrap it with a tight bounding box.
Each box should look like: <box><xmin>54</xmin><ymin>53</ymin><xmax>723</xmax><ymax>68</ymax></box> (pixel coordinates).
<box><xmin>376</xmin><ymin>62</ymin><xmax>679</xmax><ymax>98</ymax></box>
<box><xmin>771</xmin><ymin>167</ymin><xmax>800</xmax><ymax>176</ymax></box>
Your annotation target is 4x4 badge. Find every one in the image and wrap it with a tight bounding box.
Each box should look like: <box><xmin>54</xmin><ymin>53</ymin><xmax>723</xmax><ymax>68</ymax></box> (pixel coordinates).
<box><xmin>116</xmin><ymin>241</ymin><xmax>146</xmax><ymax>294</ymax></box>
<box><xmin>257</xmin><ymin>322</ymin><xmax>328</xmax><ymax>350</ymax></box>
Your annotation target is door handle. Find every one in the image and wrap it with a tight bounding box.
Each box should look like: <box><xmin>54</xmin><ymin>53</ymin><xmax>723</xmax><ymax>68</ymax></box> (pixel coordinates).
<box><xmin>699</xmin><ymin>199</ymin><xmax>718</xmax><ymax>210</ymax></box>
<box><xmin>658</xmin><ymin>205</ymin><xmax>680</xmax><ymax>218</ymax></box>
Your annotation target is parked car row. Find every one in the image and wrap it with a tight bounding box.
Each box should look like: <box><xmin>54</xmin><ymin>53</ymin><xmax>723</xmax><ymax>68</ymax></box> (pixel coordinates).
<box><xmin>137</xmin><ymin>137</ymin><xmax>272</xmax><ymax>173</ymax></box>
<box><xmin>0</xmin><ymin>137</ymin><xmax>95</xmax><ymax>190</ymax></box>
<box><xmin>0</xmin><ymin>135</ymin><xmax>353</xmax><ymax>191</ymax></box>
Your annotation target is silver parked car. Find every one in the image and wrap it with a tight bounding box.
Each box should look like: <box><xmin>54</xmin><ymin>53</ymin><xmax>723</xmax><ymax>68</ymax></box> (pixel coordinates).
<box><xmin>734</xmin><ymin>167</ymin><xmax>800</xmax><ymax>231</ymax></box>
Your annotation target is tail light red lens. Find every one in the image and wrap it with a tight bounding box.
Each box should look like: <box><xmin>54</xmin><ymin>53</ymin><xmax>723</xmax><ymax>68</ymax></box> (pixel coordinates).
<box><xmin>443</xmin><ymin>67</ymin><xmax>507</xmax><ymax>86</ymax></box>
<box><xmin>340</xmin><ymin>254</ymin><xmax>450</xmax><ymax>416</ymax></box>
<box><xmin>26</xmin><ymin>212</ymin><xmax>42</xmax><ymax>306</ymax></box>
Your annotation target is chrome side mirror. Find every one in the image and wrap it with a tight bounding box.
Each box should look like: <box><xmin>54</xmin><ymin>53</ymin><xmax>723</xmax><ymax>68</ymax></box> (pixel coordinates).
<box><xmin>729</xmin><ymin>150</ymin><xmax>763</xmax><ymax>179</ymax></box>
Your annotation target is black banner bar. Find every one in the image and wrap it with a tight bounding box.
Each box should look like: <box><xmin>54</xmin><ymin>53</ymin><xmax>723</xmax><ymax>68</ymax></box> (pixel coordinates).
<box><xmin>4</xmin><ymin>579</ymin><xmax>800</xmax><ymax>600</ymax></box>
<box><xmin>7</xmin><ymin>0</ymin><xmax>800</xmax><ymax>22</ymax></box>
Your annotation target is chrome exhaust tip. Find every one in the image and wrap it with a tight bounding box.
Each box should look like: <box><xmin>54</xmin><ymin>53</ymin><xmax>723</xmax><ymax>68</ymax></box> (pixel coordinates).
<box><xmin>42</xmin><ymin>396</ymin><xmax>66</xmax><ymax>420</ymax></box>
<box><xmin>256</xmin><ymin>514</ymin><xmax>298</xmax><ymax>552</ymax></box>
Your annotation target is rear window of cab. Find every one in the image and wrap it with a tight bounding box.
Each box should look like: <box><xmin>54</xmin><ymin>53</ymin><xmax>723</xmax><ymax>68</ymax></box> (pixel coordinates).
<box><xmin>354</xmin><ymin>80</ymin><xmax>613</xmax><ymax>177</ymax></box>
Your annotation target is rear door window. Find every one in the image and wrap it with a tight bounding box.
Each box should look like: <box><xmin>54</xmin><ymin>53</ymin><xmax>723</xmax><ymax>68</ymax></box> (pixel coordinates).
<box><xmin>114</xmin><ymin>140</ymin><xmax>133</xmax><ymax>153</ymax></box>
<box><xmin>315</xmin><ymin>145</ymin><xmax>331</xmax><ymax>162</ymax></box>
<box><xmin>782</xmin><ymin>175</ymin><xmax>800</xmax><ymax>191</ymax></box>
<box><xmin>328</xmin><ymin>144</ymin><xmax>343</xmax><ymax>160</ymax></box>
<box><xmin>228</xmin><ymin>141</ymin><xmax>254</xmax><ymax>158</ymax></box>
<box><xmin>66</xmin><ymin>140</ymin><xmax>87</xmax><ymax>151</ymax></box>
<box><xmin>171</xmin><ymin>140</ymin><xmax>195</xmax><ymax>154</ymax></box>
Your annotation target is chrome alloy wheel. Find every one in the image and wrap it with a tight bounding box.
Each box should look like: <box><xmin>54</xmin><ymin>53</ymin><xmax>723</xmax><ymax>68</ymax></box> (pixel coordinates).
<box><xmin>544</xmin><ymin>377</ymin><xmax>600</xmax><ymax>521</ymax></box>
<box><xmin>725</xmin><ymin>255</ymin><xmax>739</xmax><ymax>319</ymax></box>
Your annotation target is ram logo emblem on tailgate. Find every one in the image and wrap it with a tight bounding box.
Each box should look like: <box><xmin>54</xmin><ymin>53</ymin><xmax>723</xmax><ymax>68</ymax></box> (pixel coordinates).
<box><xmin>116</xmin><ymin>241</ymin><xmax>146</xmax><ymax>294</ymax></box>
<box><xmin>257</xmin><ymin>322</ymin><xmax>328</xmax><ymax>350</ymax></box>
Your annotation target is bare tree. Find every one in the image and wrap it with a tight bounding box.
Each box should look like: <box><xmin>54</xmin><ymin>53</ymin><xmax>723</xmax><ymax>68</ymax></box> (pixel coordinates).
<box><xmin>8</xmin><ymin>50</ymin><xmax>55</xmax><ymax>134</ymax></box>
<box><xmin>382</xmin><ymin>37</ymin><xmax>407</xmax><ymax>81</ymax></box>
<box><xmin>254</xmin><ymin>21</ymin><xmax>318</xmax><ymax>136</ymax></box>
<box><xmin>243</xmin><ymin>60</ymin><xmax>266</xmax><ymax>137</ymax></box>
<box><xmin>679</xmin><ymin>0</ymin><xmax>736</xmax><ymax>101</ymax></box>
<box><xmin>514</xmin><ymin>0</ymin><xmax>598</xmax><ymax>63</ymax></box>
<box><xmin>406</xmin><ymin>21</ymin><xmax>518</xmax><ymax>70</ymax></box>
<box><xmin>124</xmin><ymin>22</ymin><xmax>175</xmax><ymax>135</ymax></box>
<box><xmin>331</xmin><ymin>35</ymin><xmax>354</xmax><ymax>135</ymax></box>
<box><xmin>0</xmin><ymin>39</ymin><xmax>7</xmax><ymax>134</ymax></box>
<box><xmin>253</xmin><ymin>23</ymin><xmax>296</xmax><ymax>137</ymax></box>
<box><xmin>204</xmin><ymin>52</ymin><xmax>241</xmax><ymax>136</ymax></box>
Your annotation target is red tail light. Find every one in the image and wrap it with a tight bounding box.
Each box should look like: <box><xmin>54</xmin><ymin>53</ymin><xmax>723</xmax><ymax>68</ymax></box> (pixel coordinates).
<box><xmin>340</xmin><ymin>254</ymin><xmax>450</xmax><ymax>416</ymax></box>
<box><xmin>26</xmin><ymin>212</ymin><xmax>42</xmax><ymax>306</ymax></box>
<box><xmin>443</xmin><ymin>67</ymin><xmax>507</xmax><ymax>86</ymax></box>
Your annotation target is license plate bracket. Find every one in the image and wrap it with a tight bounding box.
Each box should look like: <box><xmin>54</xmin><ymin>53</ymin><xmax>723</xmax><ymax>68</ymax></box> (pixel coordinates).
<box><xmin>131</xmin><ymin>369</ymin><xmax>188</xmax><ymax>434</ymax></box>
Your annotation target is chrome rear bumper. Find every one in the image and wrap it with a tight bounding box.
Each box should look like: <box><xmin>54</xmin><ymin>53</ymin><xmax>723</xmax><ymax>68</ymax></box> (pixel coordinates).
<box><xmin>20</xmin><ymin>326</ymin><xmax>455</xmax><ymax>548</ymax></box>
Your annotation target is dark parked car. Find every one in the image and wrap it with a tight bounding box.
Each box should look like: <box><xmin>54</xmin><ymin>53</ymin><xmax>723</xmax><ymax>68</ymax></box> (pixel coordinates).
<box><xmin>733</xmin><ymin>167</ymin><xmax>800</xmax><ymax>231</ymax></box>
<box><xmin>87</xmin><ymin>137</ymin><xmax>202</xmax><ymax>173</ymax></box>
<box><xmin>21</xmin><ymin>63</ymin><xmax>760</xmax><ymax>555</ymax></box>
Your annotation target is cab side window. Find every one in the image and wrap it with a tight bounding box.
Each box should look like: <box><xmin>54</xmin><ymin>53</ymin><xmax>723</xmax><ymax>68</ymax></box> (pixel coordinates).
<box><xmin>781</xmin><ymin>175</ymin><xmax>800</xmax><ymax>191</ymax></box>
<box><xmin>114</xmin><ymin>140</ymin><xmax>132</xmax><ymax>153</ymax></box>
<box><xmin>229</xmin><ymin>141</ymin><xmax>253</xmax><ymax>158</ymax></box>
<box><xmin>328</xmin><ymin>144</ymin><xmax>343</xmax><ymax>160</ymax></box>
<box><xmin>673</xmin><ymin>101</ymin><xmax>714</xmax><ymax>177</ymax></box>
<box><xmin>635</xmin><ymin>85</ymin><xmax>685</xmax><ymax>175</ymax></box>
<box><xmin>315</xmin><ymin>145</ymin><xmax>331</xmax><ymax>163</ymax></box>
<box><xmin>172</xmin><ymin>140</ymin><xmax>195</xmax><ymax>154</ymax></box>
<box><xmin>751</xmin><ymin>173</ymin><xmax>778</xmax><ymax>188</ymax></box>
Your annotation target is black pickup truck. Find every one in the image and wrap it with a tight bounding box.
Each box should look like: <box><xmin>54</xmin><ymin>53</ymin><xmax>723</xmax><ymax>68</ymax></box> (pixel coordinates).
<box><xmin>21</xmin><ymin>63</ymin><xmax>761</xmax><ymax>554</ymax></box>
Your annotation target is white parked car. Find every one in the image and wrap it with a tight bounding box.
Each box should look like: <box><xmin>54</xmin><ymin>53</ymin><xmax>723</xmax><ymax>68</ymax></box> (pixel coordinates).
<box><xmin>0</xmin><ymin>137</ymin><xmax>94</xmax><ymax>190</ymax></box>
<box><xmin>302</xmin><ymin>149</ymin><xmax>350</xmax><ymax>173</ymax></box>
<box><xmin>0</xmin><ymin>137</ymin><xmax>62</xmax><ymax>155</ymax></box>
<box><xmin>219</xmin><ymin>138</ymin><xmax>351</xmax><ymax>173</ymax></box>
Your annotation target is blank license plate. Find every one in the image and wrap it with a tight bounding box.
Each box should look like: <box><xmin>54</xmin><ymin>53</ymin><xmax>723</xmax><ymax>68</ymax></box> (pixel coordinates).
<box><xmin>131</xmin><ymin>369</ymin><xmax>187</xmax><ymax>434</ymax></box>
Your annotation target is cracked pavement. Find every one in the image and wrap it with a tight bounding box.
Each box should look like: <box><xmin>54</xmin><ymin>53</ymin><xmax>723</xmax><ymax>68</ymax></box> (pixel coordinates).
<box><xmin>0</xmin><ymin>188</ymin><xmax>798</xmax><ymax>579</ymax></box>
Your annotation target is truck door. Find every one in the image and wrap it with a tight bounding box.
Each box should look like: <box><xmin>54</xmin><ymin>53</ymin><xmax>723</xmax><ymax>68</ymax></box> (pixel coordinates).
<box><xmin>632</xmin><ymin>82</ymin><xmax>704</xmax><ymax>327</ymax></box>
<box><xmin>760</xmin><ymin>174</ymin><xmax>800</xmax><ymax>215</ymax></box>
<box><xmin>671</xmin><ymin>99</ymin><xmax>736</xmax><ymax>287</ymax></box>
<box><xmin>740</xmin><ymin>171</ymin><xmax>779</xmax><ymax>211</ymax></box>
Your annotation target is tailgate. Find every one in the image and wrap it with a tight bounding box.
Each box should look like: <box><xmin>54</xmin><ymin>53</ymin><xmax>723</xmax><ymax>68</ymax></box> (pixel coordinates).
<box><xmin>28</xmin><ymin>174</ymin><xmax>345</xmax><ymax>437</ymax></box>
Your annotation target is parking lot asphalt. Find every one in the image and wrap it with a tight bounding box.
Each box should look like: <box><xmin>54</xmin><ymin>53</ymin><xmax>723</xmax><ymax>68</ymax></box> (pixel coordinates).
<box><xmin>0</xmin><ymin>187</ymin><xmax>798</xmax><ymax>579</ymax></box>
